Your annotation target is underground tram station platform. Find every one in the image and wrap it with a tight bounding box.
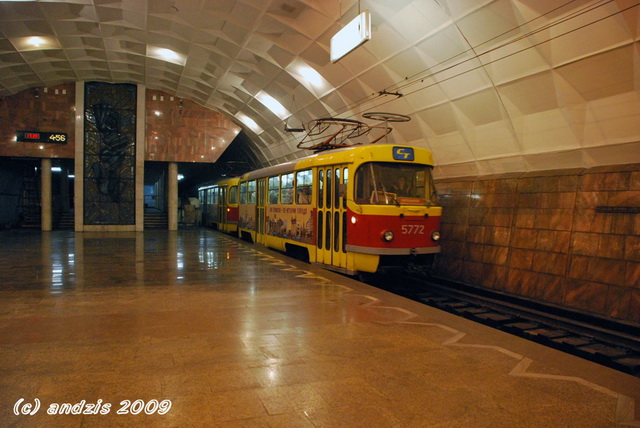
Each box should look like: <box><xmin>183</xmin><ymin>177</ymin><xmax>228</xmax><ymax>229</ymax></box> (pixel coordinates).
<box><xmin>0</xmin><ymin>229</ymin><xmax>638</xmax><ymax>427</ymax></box>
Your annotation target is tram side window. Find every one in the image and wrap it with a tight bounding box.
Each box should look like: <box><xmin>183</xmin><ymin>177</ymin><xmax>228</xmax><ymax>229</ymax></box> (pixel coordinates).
<box><xmin>334</xmin><ymin>168</ymin><xmax>340</xmax><ymax>207</ymax></box>
<box><xmin>212</xmin><ymin>187</ymin><xmax>218</xmax><ymax>205</ymax></box>
<box><xmin>296</xmin><ymin>170</ymin><xmax>312</xmax><ymax>204</ymax></box>
<box><xmin>318</xmin><ymin>170</ymin><xmax>324</xmax><ymax>209</ymax></box>
<box><xmin>258</xmin><ymin>180</ymin><xmax>265</xmax><ymax>206</ymax></box>
<box><xmin>239</xmin><ymin>182</ymin><xmax>247</xmax><ymax>204</ymax></box>
<box><xmin>268</xmin><ymin>176</ymin><xmax>279</xmax><ymax>204</ymax></box>
<box><xmin>247</xmin><ymin>180</ymin><xmax>256</xmax><ymax>204</ymax></box>
<box><xmin>343</xmin><ymin>167</ymin><xmax>348</xmax><ymax>209</ymax></box>
<box><xmin>229</xmin><ymin>186</ymin><xmax>238</xmax><ymax>204</ymax></box>
<box><xmin>280</xmin><ymin>173</ymin><xmax>294</xmax><ymax>204</ymax></box>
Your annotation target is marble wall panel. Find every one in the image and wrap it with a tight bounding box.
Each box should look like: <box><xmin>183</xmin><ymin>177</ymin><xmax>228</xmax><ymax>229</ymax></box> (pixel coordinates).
<box><xmin>0</xmin><ymin>84</ymin><xmax>75</xmax><ymax>159</ymax></box>
<box><xmin>434</xmin><ymin>163</ymin><xmax>640</xmax><ymax>323</ymax></box>
<box><xmin>145</xmin><ymin>89</ymin><xmax>240</xmax><ymax>163</ymax></box>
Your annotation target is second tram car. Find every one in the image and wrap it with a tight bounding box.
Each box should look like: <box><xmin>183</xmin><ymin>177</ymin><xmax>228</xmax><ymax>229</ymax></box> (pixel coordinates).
<box><xmin>199</xmin><ymin>144</ymin><xmax>441</xmax><ymax>275</ymax></box>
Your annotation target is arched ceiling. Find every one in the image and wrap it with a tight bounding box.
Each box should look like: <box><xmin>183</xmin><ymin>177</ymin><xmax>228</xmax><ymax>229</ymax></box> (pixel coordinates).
<box><xmin>1</xmin><ymin>0</ymin><xmax>639</xmax><ymax>178</ymax></box>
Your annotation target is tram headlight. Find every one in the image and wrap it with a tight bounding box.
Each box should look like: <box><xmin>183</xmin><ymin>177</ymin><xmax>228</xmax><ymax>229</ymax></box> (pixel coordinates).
<box><xmin>431</xmin><ymin>231</ymin><xmax>441</xmax><ymax>241</ymax></box>
<box><xmin>382</xmin><ymin>230</ymin><xmax>394</xmax><ymax>242</ymax></box>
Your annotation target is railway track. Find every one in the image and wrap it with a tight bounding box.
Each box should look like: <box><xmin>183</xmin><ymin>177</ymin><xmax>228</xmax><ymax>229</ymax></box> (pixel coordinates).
<box><xmin>369</xmin><ymin>273</ymin><xmax>640</xmax><ymax>377</ymax></box>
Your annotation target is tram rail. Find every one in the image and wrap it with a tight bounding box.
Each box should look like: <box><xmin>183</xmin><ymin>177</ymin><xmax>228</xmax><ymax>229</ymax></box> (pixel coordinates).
<box><xmin>370</xmin><ymin>272</ymin><xmax>640</xmax><ymax>377</ymax></box>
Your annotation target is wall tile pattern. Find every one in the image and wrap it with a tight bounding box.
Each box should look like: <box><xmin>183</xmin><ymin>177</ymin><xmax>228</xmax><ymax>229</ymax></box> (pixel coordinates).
<box><xmin>434</xmin><ymin>165</ymin><xmax>640</xmax><ymax>323</ymax></box>
<box><xmin>0</xmin><ymin>84</ymin><xmax>75</xmax><ymax>159</ymax></box>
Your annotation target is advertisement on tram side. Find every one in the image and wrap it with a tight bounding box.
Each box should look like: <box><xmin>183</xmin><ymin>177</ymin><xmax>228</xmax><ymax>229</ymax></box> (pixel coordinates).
<box><xmin>265</xmin><ymin>205</ymin><xmax>314</xmax><ymax>244</ymax></box>
<box><xmin>239</xmin><ymin>204</ymin><xmax>255</xmax><ymax>231</ymax></box>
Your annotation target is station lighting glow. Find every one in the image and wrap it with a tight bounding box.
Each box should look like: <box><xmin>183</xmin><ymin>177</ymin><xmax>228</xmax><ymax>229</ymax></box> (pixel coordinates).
<box><xmin>235</xmin><ymin>112</ymin><xmax>264</xmax><ymax>134</ymax></box>
<box><xmin>255</xmin><ymin>91</ymin><xmax>291</xmax><ymax>120</ymax></box>
<box><xmin>146</xmin><ymin>46</ymin><xmax>186</xmax><ymax>66</ymax></box>
<box><xmin>157</xmin><ymin>48</ymin><xmax>180</xmax><ymax>61</ymax></box>
<box><xmin>297</xmin><ymin>66</ymin><xmax>324</xmax><ymax>89</ymax></box>
<box><xmin>51</xmin><ymin>167</ymin><xmax>62</xmax><ymax>172</ymax></box>
<box><xmin>28</xmin><ymin>37</ymin><xmax>44</xmax><ymax>47</ymax></box>
<box><xmin>12</xmin><ymin>36</ymin><xmax>61</xmax><ymax>52</ymax></box>
<box><xmin>286</xmin><ymin>59</ymin><xmax>332</xmax><ymax>98</ymax></box>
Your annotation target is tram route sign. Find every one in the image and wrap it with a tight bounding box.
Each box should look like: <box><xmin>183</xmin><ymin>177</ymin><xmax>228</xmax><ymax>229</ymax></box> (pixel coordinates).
<box><xmin>16</xmin><ymin>130</ymin><xmax>68</xmax><ymax>144</ymax></box>
<box><xmin>393</xmin><ymin>146</ymin><xmax>414</xmax><ymax>161</ymax></box>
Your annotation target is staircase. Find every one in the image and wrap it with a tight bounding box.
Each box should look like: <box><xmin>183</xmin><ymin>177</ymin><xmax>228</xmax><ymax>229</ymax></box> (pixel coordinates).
<box><xmin>144</xmin><ymin>212</ymin><xmax>168</xmax><ymax>229</ymax></box>
<box><xmin>57</xmin><ymin>212</ymin><xmax>74</xmax><ymax>229</ymax></box>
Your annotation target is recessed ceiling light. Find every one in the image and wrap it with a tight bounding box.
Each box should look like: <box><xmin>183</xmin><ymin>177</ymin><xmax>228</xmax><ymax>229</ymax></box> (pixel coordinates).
<box><xmin>146</xmin><ymin>46</ymin><xmax>186</xmax><ymax>66</ymax></box>
<box><xmin>28</xmin><ymin>37</ymin><xmax>44</xmax><ymax>47</ymax></box>
<box><xmin>256</xmin><ymin>91</ymin><xmax>291</xmax><ymax>120</ymax></box>
<box><xmin>235</xmin><ymin>113</ymin><xmax>264</xmax><ymax>134</ymax></box>
<box><xmin>12</xmin><ymin>36</ymin><xmax>60</xmax><ymax>51</ymax></box>
<box><xmin>297</xmin><ymin>66</ymin><xmax>323</xmax><ymax>88</ymax></box>
<box><xmin>286</xmin><ymin>59</ymin><xmax>332</xmax><ymax>97</ymax></box>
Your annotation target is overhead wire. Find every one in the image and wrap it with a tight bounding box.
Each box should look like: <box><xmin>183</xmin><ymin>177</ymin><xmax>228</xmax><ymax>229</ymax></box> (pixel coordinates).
<box><xmin>280</xmin><ymin>0</ymin><xmax>638</xmax><ymax>149</ymax></box>
<box><xmin>330</xmin><ymin>0</ymin><xmax>582</xmax><ymax>115</ymax></box>
<box><xmin>350</xmin><ymin>0</ymin><xmax>640</xmax><ymax>117</ymax></box>
<box><xmin>330</xmin><ymin>0</ymin><xmax>630</xmax><ymax>119</ymax></box>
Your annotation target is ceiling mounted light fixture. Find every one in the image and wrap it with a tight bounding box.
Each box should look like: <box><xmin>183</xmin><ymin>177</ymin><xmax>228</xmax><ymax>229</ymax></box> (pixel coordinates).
<box><xmin>330</xmin><ymin>10</ymin><xmax>371</xmax><ymax>63</ymax></box>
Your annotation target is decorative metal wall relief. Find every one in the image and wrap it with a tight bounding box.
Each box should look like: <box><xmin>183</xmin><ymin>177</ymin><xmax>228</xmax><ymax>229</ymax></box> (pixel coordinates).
<box><xmin>84</xmin><ymin>82</ymin><xmax>137</xmax><ymax>225</ymax></box>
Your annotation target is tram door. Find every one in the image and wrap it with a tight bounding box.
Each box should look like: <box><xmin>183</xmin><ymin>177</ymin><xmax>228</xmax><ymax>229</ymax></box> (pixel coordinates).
<box><xmin>256</xmin><ymin>178</ymin><xmax>266</xmax><ymax>243</ymax></box>
<box><xmin>218</xmin><ymin>186</ymin><xmax>227</xmax><ymax>226</ymax></box>
<box><xmin>316</xmin><ymin>165</ymin><xmax>348</xmax><ymax>270</ymax></box>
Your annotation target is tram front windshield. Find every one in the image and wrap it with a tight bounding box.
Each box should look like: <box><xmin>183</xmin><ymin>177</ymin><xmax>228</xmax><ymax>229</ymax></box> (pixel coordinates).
<box><xmin>354</xmin><ymin>162</ymin><xmax>437</xmax><ymax>206</ymax></box>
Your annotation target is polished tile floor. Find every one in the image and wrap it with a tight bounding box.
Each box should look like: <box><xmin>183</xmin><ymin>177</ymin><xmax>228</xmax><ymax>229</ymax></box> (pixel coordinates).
<box><xmin>0</xmin><ymin>229</ymin><xmax>638</xmax><ymax>427</ymax></box>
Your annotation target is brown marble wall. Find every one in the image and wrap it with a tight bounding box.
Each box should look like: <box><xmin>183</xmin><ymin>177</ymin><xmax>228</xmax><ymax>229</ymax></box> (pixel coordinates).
<box><xmin>145</xmin><ymin>89</ymin><xmax>240</xmax><ymax>163</ymax></box>
<box><xmin>0</xmin><ymin>85</ymin><xmax>242</xmax><ymax>165</ymax></box>
<box><xmin>0</xmin><ymin>84</ymin><xmax>75</xmax><ymax>159</ymax></box>
<box><xmin>434</xmin><ymin>164</ymin><xmax>640</xmax><ymax>323</ymax></box>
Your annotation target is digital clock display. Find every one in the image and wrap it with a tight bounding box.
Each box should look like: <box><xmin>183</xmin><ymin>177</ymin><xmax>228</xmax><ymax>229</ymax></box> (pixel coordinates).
<box><xmin>16</xmin><ymin>130</ymin><xmax>68</xmax><ymax>144</ymax></box>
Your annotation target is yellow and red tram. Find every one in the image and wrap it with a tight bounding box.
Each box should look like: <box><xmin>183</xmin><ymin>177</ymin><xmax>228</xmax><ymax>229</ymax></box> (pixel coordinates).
<box><xmin>199</xmin><ymin>176</ymin><xmax>240</xmax><ymax>234</ymax></box>
<box><xmin>199</xmin><ymin>144</ymin><xmax>441</xmax><ymax>275</ymax></box>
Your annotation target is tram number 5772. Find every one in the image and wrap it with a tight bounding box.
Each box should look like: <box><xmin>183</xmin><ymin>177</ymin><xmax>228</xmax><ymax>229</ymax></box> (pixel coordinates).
<box><xmin>401</xmin><ymin>225</ymin><xmax>425</xmax><ymax>235</ymax></box>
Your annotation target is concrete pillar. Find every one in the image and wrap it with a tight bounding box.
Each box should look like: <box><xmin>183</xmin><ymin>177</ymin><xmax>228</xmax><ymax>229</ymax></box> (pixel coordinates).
<box><xmin>74</xmin><ymin>81</ymin><xmax>84</xmax><ymax>232</ymax></box>
<box><xmin>168</xmin><ymin>162</ymin><xmax>178</xmax><ymax>231</ymax></box>
<box><xmin>41</xmin><ymin>158</ymin><xmax>52</xmax><ymax>231</ymax></box>
<box><xmin>135</xmin><ymin>84</ymin><xmax>146</xmax><ymax>232</ymax></box>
